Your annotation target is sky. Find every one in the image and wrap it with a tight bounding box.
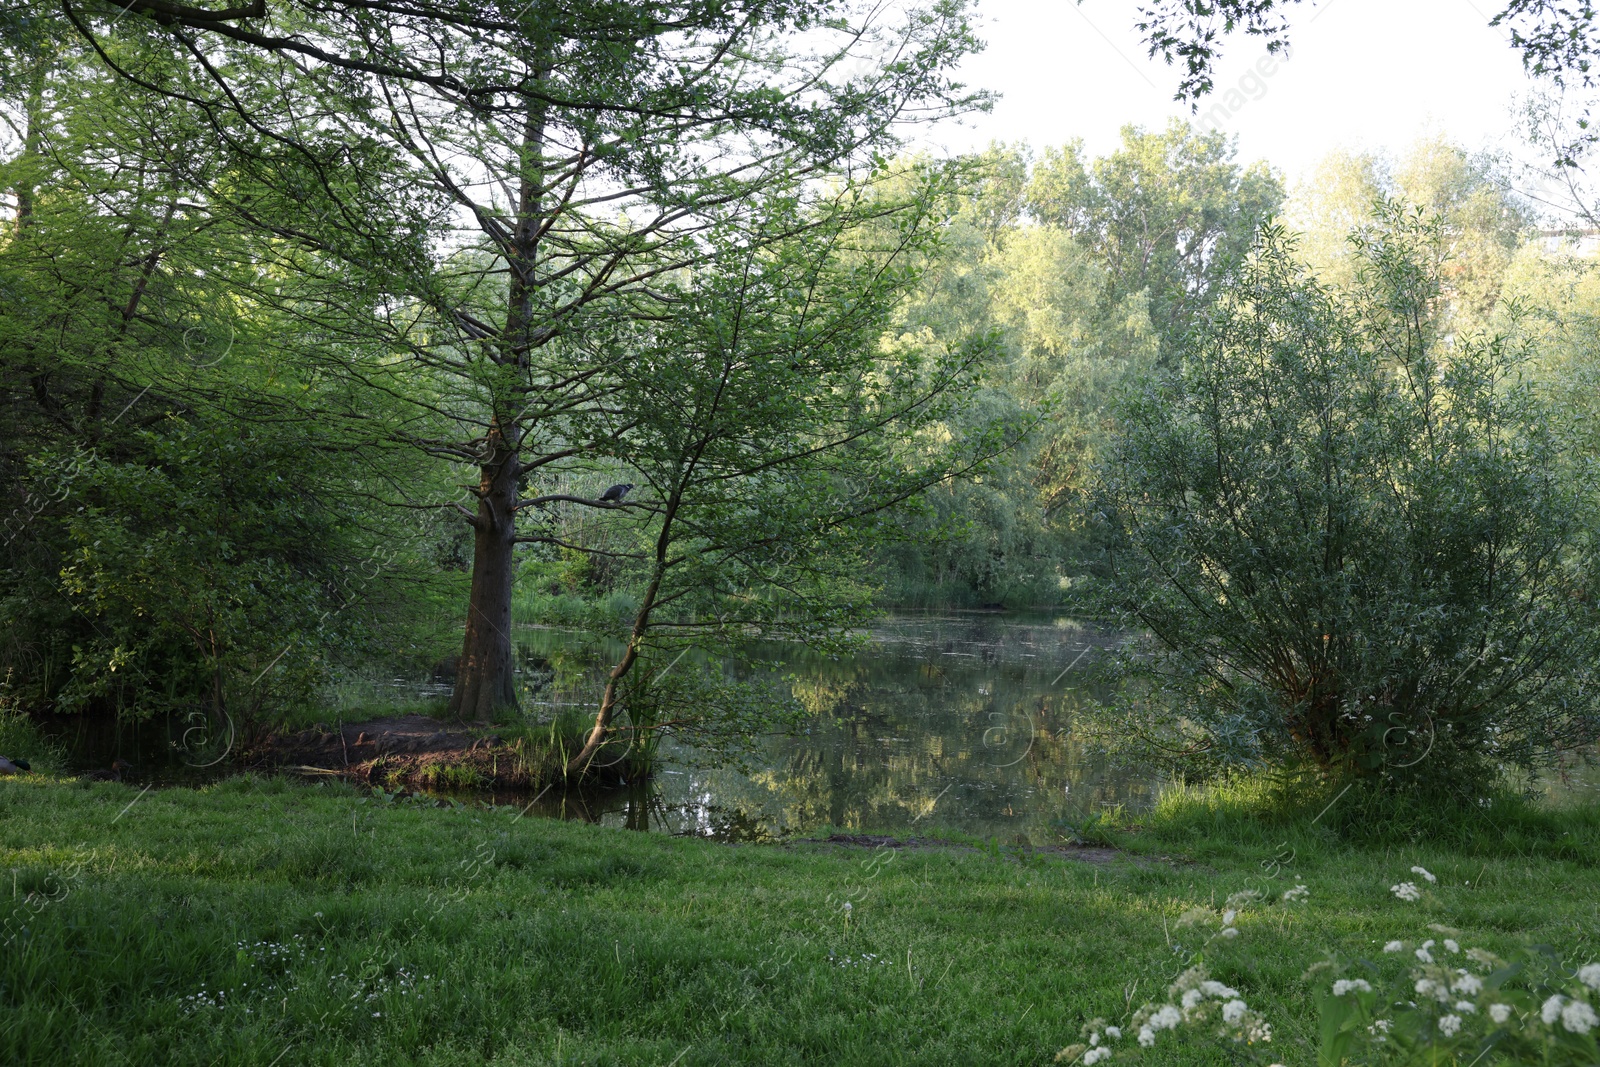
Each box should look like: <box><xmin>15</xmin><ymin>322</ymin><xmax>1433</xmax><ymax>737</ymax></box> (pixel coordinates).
<box><xmin>917</xmin><ymin>0</ymin><xmax>1547</xmax><ymax>183</ymax></box>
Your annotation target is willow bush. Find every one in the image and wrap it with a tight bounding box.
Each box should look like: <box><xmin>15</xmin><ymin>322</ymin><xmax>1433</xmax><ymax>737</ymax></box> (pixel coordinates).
<box><xmin>1092</xmin><ymin>203</ymin><xmax>1600</xmax><ymax>795</ymax></box>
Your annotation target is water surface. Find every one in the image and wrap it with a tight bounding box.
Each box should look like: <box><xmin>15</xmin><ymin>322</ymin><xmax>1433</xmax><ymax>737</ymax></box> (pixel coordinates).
<box><xmin>513</xmin><ymin>612</ymin><xmax>1157</xmax><ymax>842</ymax></box>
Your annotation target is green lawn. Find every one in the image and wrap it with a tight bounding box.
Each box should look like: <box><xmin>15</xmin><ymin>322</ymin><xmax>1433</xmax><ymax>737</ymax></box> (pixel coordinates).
<box><xmin>2</xmin><ymin>774</ymin><xmax>1597</xmax><ymax>1066</ymax></box>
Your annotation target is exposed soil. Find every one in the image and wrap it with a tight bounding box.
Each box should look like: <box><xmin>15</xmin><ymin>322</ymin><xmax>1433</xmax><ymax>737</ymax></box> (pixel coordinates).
<box><xmin>253</xmin><ymin>715</ymin><xmax>548</xmax><ymax>789</ymax></box>
<box><xmin>813</xmin><ymin>831</ymin><xmax>1139</xmax><ymax>866</ymax></box>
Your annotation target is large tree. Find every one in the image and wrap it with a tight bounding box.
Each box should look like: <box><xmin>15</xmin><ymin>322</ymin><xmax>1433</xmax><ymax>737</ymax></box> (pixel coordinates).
<box><xmin>1026</xmin><ymin>120</ymin><xmax>1282</xmax><ymax>354</ymax></box>
<box><xmin>41</xmin><ymin>0</ymin><xmax>986</xmax><ymax>719</ymax></box>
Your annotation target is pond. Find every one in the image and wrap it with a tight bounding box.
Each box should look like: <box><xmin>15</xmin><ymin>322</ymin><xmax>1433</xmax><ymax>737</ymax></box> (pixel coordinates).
<box><xmin>509</xmin><ymin>612</ymin><xmax>1159</xmax><ymax>842</ymax></box>
<box><xmin>36</xmin><ymin>611</ymin><xmax>1600</xmax><ymax>841</ymax></box>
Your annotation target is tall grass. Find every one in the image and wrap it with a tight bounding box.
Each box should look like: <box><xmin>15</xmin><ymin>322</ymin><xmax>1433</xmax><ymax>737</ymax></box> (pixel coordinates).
<box><xmin>0</xmin><ymin>708</ymin><xmax>63</xmax><ymax>774</ymax></box>
<box><xmin>7</xmin><ymin>773</ymin><xmax>1600</xmax><ymax>1065</ymax></box>
<box><xmin>1142</xmin><ymin>770</ymin><xmax>1600</xmax><ymax>862</ymax></box>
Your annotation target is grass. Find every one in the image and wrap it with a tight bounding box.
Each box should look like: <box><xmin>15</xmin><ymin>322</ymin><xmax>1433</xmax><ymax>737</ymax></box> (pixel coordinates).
<box><xmin>2</xmin><ymin>769</ymin><xmax>1599</xmax><ymax>1066</ymax></box>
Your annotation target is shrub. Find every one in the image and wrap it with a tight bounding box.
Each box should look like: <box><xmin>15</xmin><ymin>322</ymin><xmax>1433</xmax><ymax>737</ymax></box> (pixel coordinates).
<box><xmin>1091</xmin><ymin>204</ymin><xmax>1600</xmax><ymax>795</ymax></box>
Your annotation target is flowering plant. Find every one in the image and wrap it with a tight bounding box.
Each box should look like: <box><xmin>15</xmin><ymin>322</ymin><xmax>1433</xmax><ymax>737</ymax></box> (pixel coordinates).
<box><xmin>1056</xmin><ymin>889</ymin><xmax>1296</xmax><ymax>1065</ymax></box>
<box><xmin>1315</xmin><ymin>929</ymin><xmax>1600</xmax><ymax>1064</ymax></box>
<box><xmin>1061</xmin><ymin>864</ymin><xmax>1600</xmax><ymax>1065</ymax></box>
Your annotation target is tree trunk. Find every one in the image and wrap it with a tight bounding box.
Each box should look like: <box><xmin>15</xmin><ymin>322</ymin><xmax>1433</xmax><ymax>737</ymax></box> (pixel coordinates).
<box><xmin>12</xmin><ymin>76</ymin><xmax>42</xmax><ymax>237</ymax></box>
<box><xmin>448</xmin><ymin>444</ymin><xmax>521</xmax><ymax>721</ymax></box>
<box><xmin>563</xmin><ymin>570</ymin><xmax>660</xmax><ymax>775</ymax></box>
<box><xmin>565</xmin><ymin>492</ymin><xmax>679</xmax><ymax>774</ymax></box>
<box><xmin>449</xmin><ymin>82</ymin><xmax>549</xmax><ymax>723</ymax></box>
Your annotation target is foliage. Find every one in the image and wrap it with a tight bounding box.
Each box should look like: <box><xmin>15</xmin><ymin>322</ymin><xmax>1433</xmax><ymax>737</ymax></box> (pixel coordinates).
<box><xmin>1286</xmin><ymin>138</ymin><xmax>1531</xmax><ymax>325</ymax></box>
<box><xmin>535</xmin><ymin>177</ymin><xmax>1019</xmax><ymax>771</ymax></box>
<box><xmin>0</xmin><ymin>46</ymin><xmax>445</xmax><ymax>725</ymax></box>
<box><xmin>1029</xmin><ymin>121</ymin><xmax>1283</xmax><ymax>352</ymax></box>
<box><xmin>1316</xmin><ymin>931</ymin><xmax>1600</xmax><ymax>1066</ymax></box>
<box><xmin>0</xmin><ymin>707</ymin><xmax>60</xmax><ymax>773</ymax></box>
<box><xmin>1091</xmin><ymin>204</ymin><xmax>1600</xmax><ymax>793</ymax></box>
<box><xmin>879</xmin><ymin>131</ymin><xmax>1270</xmax><ymax>606</ymax></box>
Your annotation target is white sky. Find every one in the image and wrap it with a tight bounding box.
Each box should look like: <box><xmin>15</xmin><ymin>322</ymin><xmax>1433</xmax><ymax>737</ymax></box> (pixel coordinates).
<box><xmin>918</xmin><ymin>0</ymin><xmax>1544</xmax><ymax>182</ymax></box>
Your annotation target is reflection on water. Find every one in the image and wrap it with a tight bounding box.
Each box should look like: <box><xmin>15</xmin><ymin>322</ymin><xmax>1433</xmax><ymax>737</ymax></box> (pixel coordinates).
<box><xmin>513</xmin><ymin>612</ymin><xmax>1157</xmax><ymax>842</ymax></box>
<box><xmin>37</xmin><ymin>609</ymin><xmax>1597</xmax><ymax>841</ymax></box>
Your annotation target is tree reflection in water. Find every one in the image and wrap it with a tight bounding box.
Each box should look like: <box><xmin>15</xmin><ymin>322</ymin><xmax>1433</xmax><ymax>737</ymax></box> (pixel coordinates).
<box><xmin>513</xmin><ymin>613</ymin><xmax>1156</xmax><ymax>842</ymax></box>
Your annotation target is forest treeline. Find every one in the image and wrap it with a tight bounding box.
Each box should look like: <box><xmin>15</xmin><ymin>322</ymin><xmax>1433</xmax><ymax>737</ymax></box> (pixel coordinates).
<box><xmin>6</xmin><ymin>0</ymin><xmax>1600</xmax><ymax>791</ymax></box>
<box><xmin>863</xmin><ymin>126</ymin><xmax>1588</xmax><ymax>610</ymax></box>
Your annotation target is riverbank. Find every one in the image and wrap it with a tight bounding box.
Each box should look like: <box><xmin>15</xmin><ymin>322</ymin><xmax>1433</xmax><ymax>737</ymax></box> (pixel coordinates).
<box><xmin>3</xmin><ymin>774</ymin><xmax>1598</xmax><ymax>1065</ymax></box>
<box><xmin>252</xmin><ymin>715</ymin><xmax>576</xmax><ymax>791</ymax></box>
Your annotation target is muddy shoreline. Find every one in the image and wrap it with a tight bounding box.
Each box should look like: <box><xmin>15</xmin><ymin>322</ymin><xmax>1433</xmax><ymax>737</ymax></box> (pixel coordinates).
<box><xmin>251</xmin><ymin>714</ymin><xmax>567</xmax><ymax>790</ymax></box>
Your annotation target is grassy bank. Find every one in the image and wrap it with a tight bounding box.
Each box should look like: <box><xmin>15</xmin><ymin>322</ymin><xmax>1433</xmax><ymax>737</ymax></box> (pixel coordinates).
<box><xmin>2</xmin><ymin>774</ymin><xmax>1598</xmax><ymax>1066</ymax></box>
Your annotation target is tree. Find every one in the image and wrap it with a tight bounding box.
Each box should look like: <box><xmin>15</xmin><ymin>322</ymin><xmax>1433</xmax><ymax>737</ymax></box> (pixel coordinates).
<box><xmin>1093</xmin><ymin>205</ymin><xmax>1600</xmax><ymax>793</ymax></box>
<box><xmin>1286</xmin><ymin>138</ymin><xmax>1532</xmax><ymax>327</ymax></box>
<box><xmin>43</xmin><ymin>0</ymin><xmax>987</xmax><ymax>720</ymax></box>
<box><xmin>0</xmin><ymin>32</ymin><xmax>436</xmax><ymax>724</ymax></box>
<box><xmin>873</xmin><ymin>133</ymin><xmax>1264</xmax><ymax>608</ymax></box>
<box><xmin>1026</xmin><ymin>121</ymin><xmax>1282</xmax><ymax>355</ymax></box>
<box><xmin>525</xmin><ymin>175</ymin><xmax>1011</xmax><ymax>771</ymax></box>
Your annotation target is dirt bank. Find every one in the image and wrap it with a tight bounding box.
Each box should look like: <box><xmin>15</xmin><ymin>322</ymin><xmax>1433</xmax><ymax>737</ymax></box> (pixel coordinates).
<box><xmin>254</xmin><ymin>715</ymin><xmax>551</xmax><ymax>790</ymax></box>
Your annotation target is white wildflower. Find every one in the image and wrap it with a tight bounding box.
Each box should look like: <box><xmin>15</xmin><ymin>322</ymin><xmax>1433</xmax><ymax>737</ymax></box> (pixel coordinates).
<box><xmin>1443</xmin><ymin>939</ymin><xmax>1459</xmax><ymax>953</ymax></box>
<box><xmin>1222</xmin><ymin>909</ymin><xmax>1237</xmax><ymax>925</ymax></box>
<box><xmin>1455</xmin><ymin>1001</ymin><xmax>1476</xmax><ymax>1014</ymax></box>
<box><xmin>1083</xmin><ymin>1047</ymin><xmax>1112</xmax><ymax>1065</ymax></box>
<box><xmin>1391</xmin><ymin>882</ymin><xmax>1421</xmax><ymax>902</ymax></box>
<box><xmin>1369</xmin><ymin>1019</ymin><xmax>1392</xmax><ymax>1034</ymax></box>
<box><xmin>1560</xmin><ymin>999</ymin><xmax>1598</xmax><ymax>1035</ymax></box>
<box><xmin>1104</xmin><ymin>1026</ymin><xmax>1121</xmax><ymax>1040</ymax></box>
<box><xmin>1383</xmin><ymin>940</ymin><xmax>1405</xmax><ymax>953</ymax></box>
<box><xmin>1415</xmin><ymin>978</ymin><xmax>1450</xmax><ymax>1003</ymax></box>
<box><xmin>1333</xmin><ymin>979</ymin><xmax>1373</xmax><ymax>996</ymax></box>
<box><xmin>1489</xmin><ymin>1003</ymin><xmax>1512</xmax><ymax>1024</ymax></box>
<box><xmin>1579</xmin><ymin>963</ymin><xmax>1600</xmax><ymax>991</ymax></box>
<box><xmin>1181</xmin><ymin>989</ymin><xmax>1203</xmax><ymax>1011</ymax></box>
<box><xmin>1151</xmin><ymin>1005</ymin><xmax>1182</xmax><ymax>1031</ymax></box>
<box><xmin>1438</xmin><ymin>1014</ymin><xmax>1462</xmax><ymax>1037</ymax></box>
<box><xmin>1222</xmin><ymin>999</ymin><xmax>1247</xmax><ymax>1024</ymax></box>
<box><xmin>1451</xmin><ymin>972</ymin><xmax>1482</xmax><ymax>995</ymax></box>
<box><xmin>1137</xmin><ymin>1027</ymin><xmax>1155</xmax><ymax>1048</ymax></box>
<box><xmin>1200</xmin><ymin>980</ymin><xmax>1238</xmax><ymax>998</ymax></box>
<box><xmin>1219</xmin><ymin>927</ymin><xmax>1239</xmax><ymax>939</ymax></box>
<box><xmin>1412</xmin><ymin>866</ymin><xmax>1438</xmax><ymax>883</ymax></box>
<box><xmin>1542</xmin><ymin>995</ymin><xmax>1565</xmax><ymax>1025</ymax></box>
<box><xmin>1281</xmin><ymin>884</ymin><xmax>1309</xmax><ymax>902</ymax></box>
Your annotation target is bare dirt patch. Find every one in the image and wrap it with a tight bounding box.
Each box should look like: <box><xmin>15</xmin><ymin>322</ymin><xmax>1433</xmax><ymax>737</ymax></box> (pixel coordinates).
<box><xmin>810</xmin><ymin>831</ymin><xmax>1135</xmax><ymax>865</ymax></box>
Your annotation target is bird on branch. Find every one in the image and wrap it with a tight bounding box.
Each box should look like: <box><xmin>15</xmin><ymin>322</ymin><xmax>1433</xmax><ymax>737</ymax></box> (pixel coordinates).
<box><xmin>599</xmin><ymin>483</ymin><xmax>634</xmax><ymax>504</ymax></box>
